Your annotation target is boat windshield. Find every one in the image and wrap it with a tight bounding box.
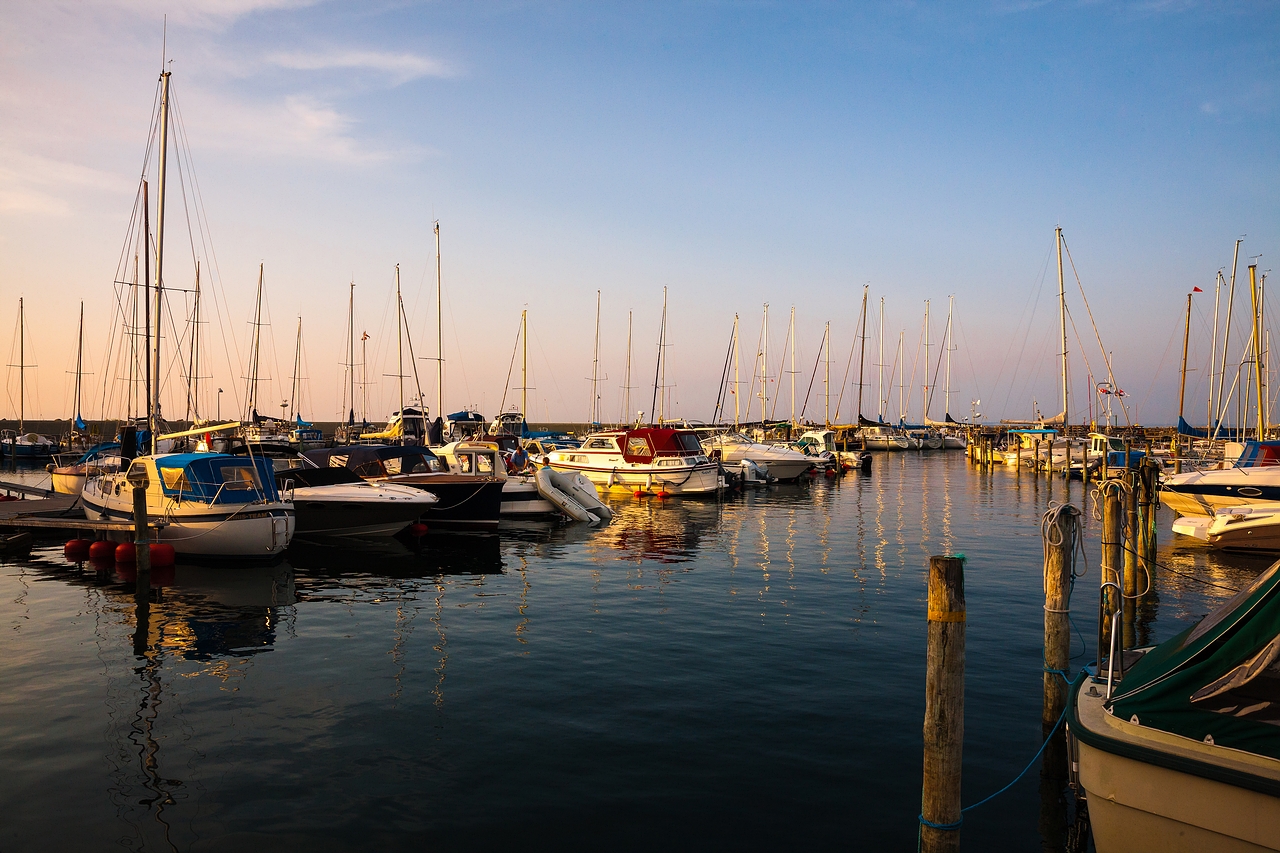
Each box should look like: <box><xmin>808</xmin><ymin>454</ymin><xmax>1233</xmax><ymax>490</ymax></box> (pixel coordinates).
<box><xmin>676</xmin><ymin>434</ymin><xmax>702</xmax><ymax>453</ymax></box>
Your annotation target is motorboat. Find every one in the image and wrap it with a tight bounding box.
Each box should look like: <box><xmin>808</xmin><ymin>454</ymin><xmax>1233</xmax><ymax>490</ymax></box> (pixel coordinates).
<box><xmin>48</xmin><ymin>442</ymin><xmax>121</xmax><ymax>496</ymax></box>
<box><xmin>860</xmin><ymin>422</ymin><xmax>911</xmax><ymax>451</ymax></box>
<box><xmin>436</xmin><ymin>438</ymin><xmax>558</xmax><ymax>517</ymax></box>
<box><xmin>1067</xmin><ymin>558</ymin><xmax>1280</xmax><ymax>851</ymax></box>
<box><xmin>1172</xmin><ymin>502</ymin><xmax>1280</xmax><ymax>551</ymax></box>
<box><xmin>0</xmin><ymin>429</ymin><xmax>56</xmax><ymax>460</ymax></box>
<box><xmin>548</xmin><ymin>427</ymin><xmax>722</xmax><ymax>495</ymax></box>
<box><xmin>275</xmin><ymin>464</ymin><xmax>437</xmax><ymax>538</ymax></box>
<box><xmin>82</xmin><ymin>452</ymin><xmax>294</xmax><ymax>557</ymax></box>
<box><xmin>701</xmin><ymin>431</ymin><xmax>813</xmax><ymax>481</ymax></box>
<box><xmin>303</xmin><ymin>444</ymin><xmax>504</xmax><ymax>530</ymax></box>
<box><xmin>1162</xmin><ymin>440</ymin><xmax>1280</xmax><ymax>518</ymax></box>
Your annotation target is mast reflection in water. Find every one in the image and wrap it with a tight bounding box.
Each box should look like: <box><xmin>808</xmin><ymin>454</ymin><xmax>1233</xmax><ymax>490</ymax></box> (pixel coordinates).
<box><xmin>0</xmin><ymin>452</ymin><xmax>1269</xmax><ymax>851</ymax></box>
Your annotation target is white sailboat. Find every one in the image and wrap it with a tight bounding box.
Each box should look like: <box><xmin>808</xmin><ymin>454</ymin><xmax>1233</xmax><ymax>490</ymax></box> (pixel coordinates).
<box><xmin>82</xmin><ymin>67</ymin><xmax>294</xmax><ymax>558</ymax></box>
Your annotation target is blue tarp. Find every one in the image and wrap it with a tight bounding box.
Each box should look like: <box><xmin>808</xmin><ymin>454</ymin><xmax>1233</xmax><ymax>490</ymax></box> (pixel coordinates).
<box><xmin>154</xmin><ymin>454</ymin><xmax>279</xmax><ymax>503</ymax></box>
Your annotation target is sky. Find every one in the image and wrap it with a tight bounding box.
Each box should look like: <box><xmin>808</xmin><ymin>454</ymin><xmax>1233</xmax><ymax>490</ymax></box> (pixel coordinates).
<box><xmin>1</xmin><ymin>0</ymin><xmax>1277</xmax><ymax>427</ymax></box>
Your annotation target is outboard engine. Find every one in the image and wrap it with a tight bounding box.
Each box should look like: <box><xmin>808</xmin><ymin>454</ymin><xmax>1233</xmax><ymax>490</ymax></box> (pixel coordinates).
<box><xmin>740</xmin><ymin>458</ymin><xmax>771</xmax><ymax>486</ymax></box>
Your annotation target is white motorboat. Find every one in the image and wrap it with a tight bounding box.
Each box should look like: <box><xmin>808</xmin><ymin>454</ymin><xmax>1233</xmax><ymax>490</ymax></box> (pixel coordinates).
<box><xmin>436</xmin><ymin>439</ymin><xmax>559</xmax><ymax>517</ymax></box>
<box><xmin>1172</xmin><ymin>502</ymin><xmax>1280</xmax><ymax>551</ymax></box>
<box><xmin>275</xmin><ymin>465</ymin><xmax>437</xmax><ymax>538</ymax></box>
<box><xmin>82</xmin><ymin>453</ymin><xmax>294</xmax><ymax>557</ymax></box>
<box><xmin>701</xmin><ymin>432</ymin><xmax>813</xmax><ymax>481</ymax></box>
<box><xmin>548</xmin><ymin>427</ymin><xmax>722</xmax><ymax>495</ymax></box>
<box><xmin>48</xmin><ymin>442</ymin><xmax>122</xmax><ymax>496</ymax></box>
<box><xmin>1162</xmin><ymin>440</ymin><xmax>1280</xmax><ymax>518</ymax></box>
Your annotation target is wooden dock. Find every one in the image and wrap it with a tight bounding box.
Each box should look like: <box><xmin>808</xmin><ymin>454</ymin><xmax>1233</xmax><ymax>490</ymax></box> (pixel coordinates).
<box><xmin>0</xmin><ymin>482</ymin><xmax>163</xmax><ymax>535</ymax></box>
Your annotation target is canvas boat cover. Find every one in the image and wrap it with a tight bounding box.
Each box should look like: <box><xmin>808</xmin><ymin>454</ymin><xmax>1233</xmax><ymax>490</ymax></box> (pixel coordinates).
<box><xmin>1234</xmin><ymin>441</ymin><xmax>1280</xmax><ymax>469</ymax></box>
<box><xmin>1109</xmin><ymin>559</ymin><xmax>1280</xmax><ymax>759</ymax></box>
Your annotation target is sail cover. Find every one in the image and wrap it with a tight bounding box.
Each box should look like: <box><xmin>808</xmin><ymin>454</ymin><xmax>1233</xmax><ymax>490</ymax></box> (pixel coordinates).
<box><xmin>1109</xmin><ymin>559</ymin><xmax>1280</xmax><ymax>759</ymax></box>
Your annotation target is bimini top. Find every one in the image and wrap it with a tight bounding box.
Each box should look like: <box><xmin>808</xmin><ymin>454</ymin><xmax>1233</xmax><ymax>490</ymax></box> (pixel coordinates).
<box><xmin>1234</xmin><ymin>441</ymin><xmax>1280</xmax><ymax>469</ymax></box>
<box><xmin>1109</xmin><ymin>558</ymin><xmax>1280</xmax><ymax>759</ymax></box>
<box><xmin>152</xmin><ymin>453</ymin><xmax>280</xmax><ymax>504</ymax></box>
<box><xmin>303</xmin><ymin>445</ymin><xmax>443</xmax><ymax>477</ymax></box>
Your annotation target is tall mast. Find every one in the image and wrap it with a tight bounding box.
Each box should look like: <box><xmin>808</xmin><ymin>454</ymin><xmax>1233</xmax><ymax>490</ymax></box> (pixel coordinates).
<box><xmin>151</xmin><ymin>68</ymin><xmax>171</xmax><ymax>453</ymax></box>
<box><xmin>17</xmin><ymin>298</ymin><xmax>24</xmax><ymax>433</ymax></box>
<box><xmin>623</xmin><ymin>310</ymin><xmax>632</xmax><ymax>424</ymax></box>
<box><xmin>1251</xmin><ymin>263</ymin><xmax>1265</xmax><ymax>438</ymax></box>
<box><xmin>434</xmin><ymin>220</ymin><xmax>443</xmax><ymax>419</ymax></box>
<box><xmin>944</xmin><ymin>295</ymin><xmax>954</xmax><ymax>419</ymax></box>
<box><xmin>74</xmin><ymin>301</ymin><xmax>84</xmax><ymax>433</ymax></box>
<box><xmin>923</xmin><ymin>299</ymin><xmax>931</xmax><ymax>421</ymax></box>
<box><xmin>143</xmin><ymin>181</ymin><xmax>151</xmax><ymax>434</ymax></box>
<box><xmin>521</xmin><ymin>309</ymin><xmax>528</xmax><ymax>419</ymax></box>
<box><xmin>346</xmin><ymin>282</ymin><xmax>355</xmax><ymax>424</ymax></box>
<box><xmin>590</xmin><ymin>290</ymin><xmax>601</xmax><ymax>425</ymax></box>
<box><xmin>245</xmin><ymin>263</ymin><xmax>264</xmax><ymax>420</ymax></box>
<box><xmin>733</xmin><ymin>313</ymin><xmax>740</xmax><ymax>427</ymax></box>
<box><xmin>1209</xmin><ymin>270</ymin><xmax>1223</xmax><ymax>429</ymax></box>
<box><xmin>360</xmin><ymin>331</ymin><xmax>369</xmax><ymax>423</ymax></box>
<box><xmin>760</xmin><ymin>303</ymin><xmax>769</xmax><ymax>422</ymax></box>
<box><xmin>898</xmin><ymin>332</ymin><xmax>904</xmax><ymax>423</ymax></box>
<box><xmin>396</xmin><ymin>264</ymin><xmax>404</xmax><ymax>423</ymax></box>
<box><xmin>1056</xmin><ymin>226</ymin><xmax>1069</xmax><ymax>429</ymax></box>
<box><xmin>824</xmin><ymin>320</ymin><xmax>831</xmax><ymax>427</ymax></box>
<box><xmin>878</xmin><ymin>297</ymin><xmax>885</xmax><ymax>422</ymax></box>
<box><xmin>290</xmin><ymin>316</ymin><xmax>302</xmax><ymax>421</ymax></box>
<box><xmin>1178</xmin><ymin>291</ymin><xmax>1193</xmax><ymax>425</ymax></box>
<box><xmin>789</xmin><ymin>306</ymin><xmax>796</xmax><ymax>427</ymax></box>
<box><xmin>658</xmin><ymin>287</ymin><xmax>668</xmax><ymax>423</ymax></box>
<box><xmin>1214</xmin><ymin>239</ymin><xmax>1243</xmax><ymax>435</ymax></box>
<box><xmin>187</xmin><ymin>262</ymin><xmax>200</xmax><ymax>421</ymax></box>
<box><xmin>856</xmin><ymin>285</ymin><xmax>868</xmax><ymax>422</ymax></box>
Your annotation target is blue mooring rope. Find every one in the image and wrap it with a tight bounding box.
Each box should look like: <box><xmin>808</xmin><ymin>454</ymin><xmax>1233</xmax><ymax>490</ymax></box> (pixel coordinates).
<box><xmin>916</xmin><ymin>695</ymin><xmax>1071</xmax><ymax>835</ymax></box>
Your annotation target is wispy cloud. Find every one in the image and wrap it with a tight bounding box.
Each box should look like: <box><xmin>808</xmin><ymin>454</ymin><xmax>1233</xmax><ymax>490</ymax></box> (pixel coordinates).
<box><xmin>266</xmin><ymin>49</ymin><xmax>455</xmax><ymax>84</ymax></box>
<box><xmin>107</xmin><ymin>0</ymin><xmax>322</xmax><ymax>29</ymax></box>
<box><xmin>0</xmin><ymin>150</ymin><xmax>134</xmax><ymax>216</ymax></box>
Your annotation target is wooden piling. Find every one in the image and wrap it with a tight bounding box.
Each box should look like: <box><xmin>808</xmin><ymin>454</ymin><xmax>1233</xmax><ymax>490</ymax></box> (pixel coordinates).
<box><xmin>1100</xmin><ymin>481</ymin><xmax>1124</xmax><ymax>658</ymax></box>
<box><xmin>1123</xmin><ymin>471</ymin><xmax>1139</xmax><ymax>648</ymax></box>
<box><xmin>131</xmin><ymin>482</ymin><xmax>151</xmax><ymax>655</ymax></box>
<box><xmin>1043</xmin><ymin>506</ymin><xmax>1076</xmax><ymax>728</ymax></box>
<box><xmin>921</xmin><ymin>555</ymin><xmax>966</xmax><ymax>853</ymax></box>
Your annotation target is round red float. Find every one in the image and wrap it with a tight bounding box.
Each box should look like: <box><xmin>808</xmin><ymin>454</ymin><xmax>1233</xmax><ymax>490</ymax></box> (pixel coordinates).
<box><xmin>149</xmin><ymin>543</ymin><xmax>176</xmax><ymax>566</ymax></box>
<box><xmin>88</xmin><ymin>540</ymin><xmax>116</xmax><ymax>562</ymax></box>
<box><xmin>114</xmin><ymin>542</ymin><xmax>137</xmax><ymax>563</ymax></box>
<box><xmin>64</xmin><ymin>539</ymin><xmax>91</xmax><ymax>562</ymax></box>
<box><xmin>407</xmin><ymin>522</ymin><xmax>429</xmax><ymax>537</ymax></box>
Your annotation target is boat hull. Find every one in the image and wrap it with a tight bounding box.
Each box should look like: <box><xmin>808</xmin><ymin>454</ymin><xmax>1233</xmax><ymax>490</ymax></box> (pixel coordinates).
<box><xmin>501</xmin><ymin>476</ymin><xmax>559</xmax><ymax>516</ymax></box>
<box><xmin>289</xmin><ymin>484</ymin><xmax>434</xmax><ymax>537</ymax></box>
<box><xmin>380</xmin><ymin>477</ymin><xmax>505</xmax><ymax>530</ymax></box>
<box><xmin>82</xmin><ymin>490</ymin><xmax>293</xmax><ymax>556</ymax></box>
<box><xmin>1070</xmin><ymin>677</ymin><xmax>1280</xmax><ymax>852</ymax></box>
<box><xmin>51</xmin><ymin>468</ymin><xmax>86</xmax><ymax>496</ymax></box>
<box><xmin>550</xmin><ymin>461</ymin><xmax>722</xmax><ymax>495</ymax></box>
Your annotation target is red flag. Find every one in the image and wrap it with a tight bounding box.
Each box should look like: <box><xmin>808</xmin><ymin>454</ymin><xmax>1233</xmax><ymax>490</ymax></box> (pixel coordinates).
<box><xmin>1193</xmin><ymin>286</ymin><xmax>1204</xmax><ymax>293</ymax></box>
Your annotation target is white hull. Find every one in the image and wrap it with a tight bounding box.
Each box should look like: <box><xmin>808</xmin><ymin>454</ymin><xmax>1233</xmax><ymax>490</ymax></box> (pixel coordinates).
<box><xmin>551</xmin><ymin>462</ymin><xmax>722</xmax><ymax>495</ymax></box>
<box><xmin>501</xmin><ymin>476</ymin><xmax>559</xmax><ymax>516</ymax></box>
<box><xmin>1172</xmin><ymin>503</ymin><xmax>1280</xmax><ymax>551</ymax></box>
<box><xmin>863</xmin><ymin>435</ymin><xmax>910</xmax><ymax>450</ymax></box>
<box><xmin>51</xmin><ymin>469</ymin><xmax>87</xmax><ymax>496</ymax></box>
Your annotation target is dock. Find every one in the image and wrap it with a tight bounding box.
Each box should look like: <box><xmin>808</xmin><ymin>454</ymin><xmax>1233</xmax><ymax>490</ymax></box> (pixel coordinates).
<box><xmin>0</xmin><ymin>482</ymin><xmax>164</xmax><ymax>535</ymax></box>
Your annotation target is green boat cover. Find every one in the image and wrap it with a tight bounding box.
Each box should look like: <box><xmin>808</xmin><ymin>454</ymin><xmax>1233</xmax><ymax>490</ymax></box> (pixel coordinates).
<box><xmin>1109</xmin><ymin>560</ymin><xmax>1280</xmax><ymax>759</ymax></box>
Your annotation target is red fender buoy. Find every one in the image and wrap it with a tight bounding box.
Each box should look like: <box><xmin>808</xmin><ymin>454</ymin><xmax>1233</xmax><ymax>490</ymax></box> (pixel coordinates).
<box><xmin>825</xmin><ymin>468</ymin><xmax>836</xmax><ymax>478</ymax></box>
<box><xmin>89</xmin><ymin>540</ymin><xmax>116</xmax><ymax>563</ymax></box>
<box><xmin>407</xmin><ymin>522</ymin><xmax>429</xmax><ymax>537</ymax></box>
<box><xmin>114</xmin><ymin>542</ymin><xmax>136</xmax><ymax>563</ymax></box>
<box><xmin>149</xmin><ymin>543</ymin><xmax>176</xmax><ymax>566</ymax></box>
<box><xmin>655</xmin><ymin>490</ymin><xmax>670</xmax><ymax>500</ymax></box>
<box><xmin>64</xmin><ymin>539</ymin><xmax>91</xmax><ymax>562</ymax></box>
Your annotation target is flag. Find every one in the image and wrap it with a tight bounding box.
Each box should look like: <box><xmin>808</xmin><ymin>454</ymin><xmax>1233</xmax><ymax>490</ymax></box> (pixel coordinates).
<box><xmin>1193</xmin><ymin>286</ymin><xmax>1203</xmax><ymax>293</ymax></box>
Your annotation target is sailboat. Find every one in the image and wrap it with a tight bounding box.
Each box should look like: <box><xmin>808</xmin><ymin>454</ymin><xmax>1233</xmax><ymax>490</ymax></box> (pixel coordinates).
<box><xmin>82</xmin><ymin>66</ymin><xmax>294</xmax><ymax>557</ymax></box>
<box><xmin>923</xmin><ymin>296</ymin><xmax>967</xmax><ymax>449</ymax></box>
<box><xmin>1</xmin><ymin>298</ymin><xmax>58</xmax><ymax>460</ymax></box>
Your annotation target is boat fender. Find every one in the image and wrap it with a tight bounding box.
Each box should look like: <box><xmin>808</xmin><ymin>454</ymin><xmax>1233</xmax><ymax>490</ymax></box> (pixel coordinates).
<box><xmin>607</xmin><ymin>469</ymin><xmax>616</xmax><ymax>488</ymax></box>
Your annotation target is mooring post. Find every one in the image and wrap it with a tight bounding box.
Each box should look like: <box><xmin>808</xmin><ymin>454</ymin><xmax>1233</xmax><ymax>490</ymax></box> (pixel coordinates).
<box><xmin>1043</xmin><ymin>506</ymin><xmax>1077</xmax><ymax>728</ymax></box>
<box><xmin>1100</xmin><ymin>481</ymin><xmax>1124</xmax><ymax>658</ymax></box>
<box><xmin>1123</xmin><ymin>470</ymin><xmax>1139</xmax><ymax>648</ymax></box>
<box><xmin>921</xmin><ymin>555</ymin><xmax>965</xmax><ymax>853</ymax></box>
<box><xmin>130</xmin><ymin>473</ymin><xmax>151</xmax><ymax>655</ymax></box>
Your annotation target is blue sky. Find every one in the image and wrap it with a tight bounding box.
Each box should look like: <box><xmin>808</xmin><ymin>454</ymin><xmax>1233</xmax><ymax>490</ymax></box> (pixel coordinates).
<box><xmin>1</xmin><ymin>1</ymin><xmax>1277</xmax><ymax>426</ymax></box>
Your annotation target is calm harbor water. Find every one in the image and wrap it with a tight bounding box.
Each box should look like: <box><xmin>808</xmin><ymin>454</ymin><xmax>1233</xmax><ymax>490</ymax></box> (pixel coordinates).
<box><xmin>0</xmin><ymin>453</ymin><xmax>1269</xmax><ymax>851</ymax></box>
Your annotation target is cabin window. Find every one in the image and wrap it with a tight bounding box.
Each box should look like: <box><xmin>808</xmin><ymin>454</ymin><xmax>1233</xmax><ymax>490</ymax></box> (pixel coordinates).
<box><xmin>626</xmin><ymin>437</ymin><xmax>652</xmax><ymax>457</ymax></box>
<box><xmin>587</xmin><ymin>438</ymin><xmax>615</xmax><ymax>450</ymax></box>
<box><xmin>676</xmin><ymin>434</ymin><xmax>702</xmax><ymax>453</ymax></box>
<box><xmin>477</xmin><ymin>454</ymin><xmax>494</xmax><ymax>474</ymax></box>
<box><xmin>329</xmin><ymin>454</ymin><xmax>349</xmax><ymax>468</ymax></box>
<box><xmin>218</xmin><ymin>465</ymin><xmax>260</xmax><ymax>491</ymax></box>
<box><xmin>658</xmin><ymin>458</ymin><xmax>683</xmax><ymax>467</ymax></box>
<box><xmin>353</xmin><ymin>461</ymin><xmax>386</xmax><ymax>478</ymax></box>
<box><xmin>458</xmin><ymin>455</ymin><xmax>473</xmax><ymax>473</ymax></box>
<box><xmin>570</xmin><ymin>454</ymin><xmax>588</xmax><ymax>463</ymax></box>
<box><xmin>161</xmin><ymin>467</ymin><xmax>190</xmax><ymax>492</ymax></box>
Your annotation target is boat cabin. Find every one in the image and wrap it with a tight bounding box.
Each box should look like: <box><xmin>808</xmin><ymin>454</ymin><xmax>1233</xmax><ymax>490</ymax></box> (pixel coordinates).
<box><xmin>304</xmin><ymin>445</ymin><xmax>446</xmax><ymax>478</ymax></box>
<box><xmin>1008</xmin><ymin>428</ymin><xmax>1058</xmax><ymax>449</ymax></box>
<box><xmin>795</xmin><ymin>430</ymin><xmax>837</xmax><ymax>456</ymax></box>
<box><xmin>125</xmin><ymin>453</ymin><xmax>281</xmax><ymax>505</ymax></box>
